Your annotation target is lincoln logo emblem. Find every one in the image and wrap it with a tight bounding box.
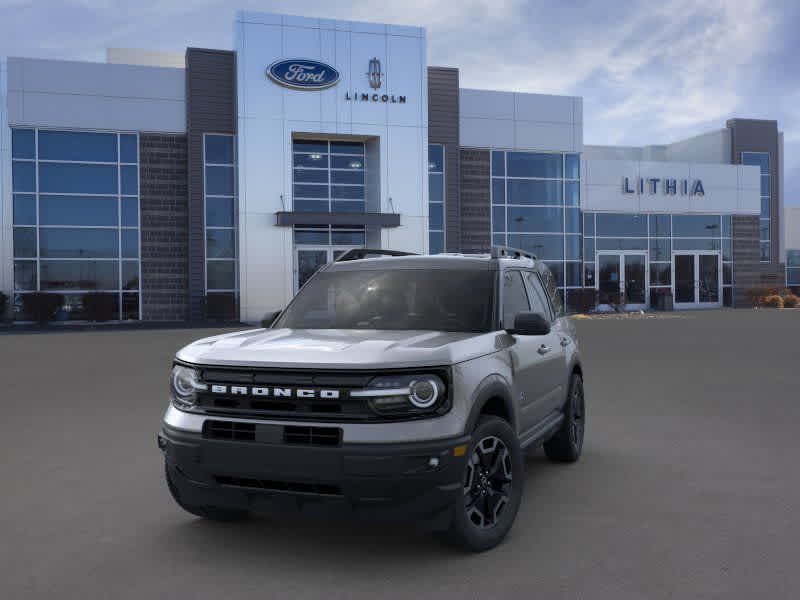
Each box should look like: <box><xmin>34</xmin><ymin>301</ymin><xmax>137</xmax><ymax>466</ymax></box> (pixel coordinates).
<box><xmin>367</xmin><ymin>57</ymin><xmax>382</xmax><ymax>89</ymax></box>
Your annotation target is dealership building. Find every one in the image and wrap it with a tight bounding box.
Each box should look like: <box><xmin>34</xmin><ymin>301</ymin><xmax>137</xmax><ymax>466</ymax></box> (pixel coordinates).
<box><xmin>0</xmin><ymin>11</ymin><xmax>794</xmax><ymax>323</ymax></box>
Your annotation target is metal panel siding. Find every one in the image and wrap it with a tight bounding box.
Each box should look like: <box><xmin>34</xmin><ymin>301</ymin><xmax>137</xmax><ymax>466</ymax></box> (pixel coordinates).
<box><xmin>186</xmin><ymin>48</ymin><xmax>237</xmax><ymax>321</ymax></box>
<box><xmin>427</xmin><ymin>67</ymin><xmax>461</xmax><ymax>252</ymax></box>
<box><xmin>459</xmin><ymin>148</ymin><xmax>491</xmax><ymax>253</ymax></box>
<box><xmin>732</xmin><ymin>215</ymin><xmax>760</xmax><ymax>307</ymax></box>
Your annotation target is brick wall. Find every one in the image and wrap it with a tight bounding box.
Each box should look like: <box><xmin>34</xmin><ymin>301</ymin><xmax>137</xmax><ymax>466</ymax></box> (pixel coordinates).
<box><xmin>460</xmin><ymin>149</ymin><xmax>491</xmax><ymax>253</ymax></box>
<box><xmin>139</xmin><ymin>134</ymin><xmax>189</xmax><ymax>321</ymax></box>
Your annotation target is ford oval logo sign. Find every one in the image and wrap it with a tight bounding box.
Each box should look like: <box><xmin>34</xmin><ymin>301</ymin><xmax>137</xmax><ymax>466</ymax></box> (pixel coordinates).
<box><xmin>267</xmin><ymin>59</ymin><xmax>340</xmax><ymax>90</ymax></box>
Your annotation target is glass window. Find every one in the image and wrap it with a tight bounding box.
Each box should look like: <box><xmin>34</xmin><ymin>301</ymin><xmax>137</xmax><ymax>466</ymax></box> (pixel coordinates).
<box><xmin>523</xmin><ymin>271</ymin><xmax>551</xmax><ymax>319</ymax></box>
<box><xmin>38</xmin><ymin>131</ymin><xmax>117</xmax><ymax>162</ymax></box>
<box><xmin>507</xmin><ymin>206</ymin><xmax>563</xmax><ymax>233</ymax></box>
<box><xmin>741</xmin><ymin>152</ymin><xmax>769</xmax><ymax>174</ymax></box>
<box><xmin>294</xmin><ymin>153</ymin><xmax>329</xmax><ymax>168</ymax></box>
<box><xmin>673</xmin><ymin>214</ymin><xmax>721</xmax><ymax>237</ymax></box>
<box><xmin>565</xmin><ymin>181</ymin><xmax>580</xmax><ymax>206</ymax></box>
<box><xmin>583</xmin><ymin>213</ymin><xmax>595</xmax><ymax>237</ymax></box>
<box><xmin>502</xmin><ymin>271</ymin><xmax>530</xmax><ymax>328</ymax></box>
<box><xmin>13</xmin><ymin>228</ymin><xmax>37</xmax><ymax>258</ymax></box>
<box><xmin>760</xmin><ymin>175</ymin><xmax>770</xmax><ymax>197</ymax></box>
<box><xmin>40</xmin><ymin>260</ymin><xmax>119</xmax><ymax>290</ymax></box>
<box><xmin>206</xmin><ymin>229</ymin><xmax>236</xmax><ymax>258</ymax></box>
<box><xmin>492</xmin><ymin>179</ymin><xmax>505</xmax><ymax>205</ymax></box>
<box><xmin>649</xmin><ymin>214</ymin><xmax>671</xmax><ymax>237</ymax></box>
<box><xmin>294</xmin><ymin>168</ymin><xmax>328</xmax><ymax>184</ymax></box>
<box><xmin>39</xmin><ymin>228</ymin><xmax>118</xmax><ymax>258</ymax></box>
<box><xmin>596</xmin><ymin>238</ymin><xmax>647</xmax><ymax>251</ymax></box>
<box><xmin>429</xmin><ymin>202</ymin><xmax>444</xmax><ymax>231</ymax></box>
<box><xmin>492</xmin><ymin>207</ymin><xmax>505</xmax><ymax>233</ymax></box>
<box><xmin>331</xmin><ymin>230</ymin><xmax>366</xmax><ymax>245</ymax></box>
<box><xmin>293</xmin><ymin>140</ymin><xmax>328</xmax><ymax>154</ymax></box>
<box><xmin>331</xmin><ymin>185</ymin><xmax>364</xmax><ymax>200</ymax></box>
<box><xmin>207</xmin><ymin>260</ymin><xmax>236</xmax><ymax>290</ymax></box>
<box><xmin>723</xmin><ymin>263</ymin><xmax>732</xmax><ymax>285</ymax></box>
<box><xmin>787</xmin><ymin>251</ymin><xmax>800</xmax><ymax>268</ymax></box>
<box><xmin>332</xmin><ymin>200</ymin><xmax>365</xmax><ymax>213</ymax></box>
<box><xmin>583</xmin><ymin>238</ymin><xmax>594</xmax><ymax>262</ymax></box>
<box><xmin>760</xmin><ymin>242</ymin><xmax>770</xmax><ymax>262</ymax></box>
<box><xmin>206</xmin><ymin>166</ymin><xmax>235</xmax><ymax>196</ymax></box>
<box><xmin>12</xmin><ymin>129</ymin><xmax>35</xmax><ymax>159</ymax></box>
<box><xmin>721</xmin><ymin>215</ymin><xmax>732</xmax><ymax>237</ymax></box>
<box><xmin>584</xmin><ymin>262</ymin><xmax>595</xmax><ymax>287</ymax></box>
<box><xmin>761</xmin><ymin>197</ymin><xmax>770</xmax><ymax>219</ymax></box>
<box><xmin>507</xmin><ymin>152</ymin><xmax>562</xmax><ymax>178</ymax></box>
<box><xmin>429</xmin><ymin>232</ymin><xmax>444</xmax><ymax>255</ymax></box>
<box><xmin>294</xmin><ymin>184</ymin><xmax>329</xmax><ymax>199</ymax></box>
<box><xmin>13</xmin><ymin>194</ymin><xmax>36</xmax><ymax>225</ymax></box>
<box><xmin>565</xmin><ymin>235</ymin><xmax>581</xmax><ymax>260</ymax></box>
<box><xmin>121</xmin><ymin>165</ymin><xmax>138</xmax><ymax>195</ymax></box>
<box><xmin>122</xmin><ymin>294</ymin><xmax>139</xmax><ymax>320</ymax></box>
<box><xmin>542</xmin><ymin>262</ymin><xmax>564</xmax><ymax>293</ymax></box>
<box><xmin>428</xmin><ymin>145</ymin><xmax>444</xmax><ymax>172</ymax></box>
<box><xmin>759</xmin><ymin>220</ymin><xmax>770</xmax><ymax>241</ymax></box>
<box><xmin>428</xmin><ymin>173</ymin><xmax>444</xmax><ymax>203</ymax></box>
<box><xmin>673</xmin><ymin>238</ymin><xmax>721</xmax><ymax>251</ymax></box>
<box><xmin>565</xmin><ymin>154</ymin><xmax>580</xmax><ymax>180</ymax></box>
<box><xmin>650</xmin><ymin>264</ymin><xmax>671</xmax><ymax>286</ymax></box>
<box><xmin>122</xmin><ymin>261</ymin><xmax>139</xmax><ymax>290</ymax></box>
<box><xmin>14</xmin><ymin>261</ymin><xmax>37</xmax><ymax>291</ymax></box>
<box><xmin>121</xmin><ymin>229</ymin><xmax>139</xmax><ymax>258</ymax></box>
<box><xmin>205</xmin><ymin>135</ymin><xmax>235</xmax><ymax>164</ymax></box>
<box><xmin>120</xmin><ymin>135</ymin><xmax>138</xmax><ymax>163</ymax></box>
<box><xmin>595</xmin><ymin>213</ymin><xmax>647</xmax><ymax>237</ymax></box>
<box><xmin>649</xmin><ymin>238</ymin><xmax>671</xmax><ymax>261</ymax></box>
<box><xmin>507</xmin><ymin>180</ymin><xmax>562</xmax><ymax>205</ymax></box>
<box><xmin>39</xmin><ymin>195</ymin><xmax>118</xmax><ymax>226</ymax></box>
<box><xmin>491</xmin><ymin>151</ymin><xmax>505</xmax><ymax>177</ymax></box>
<box><xmin>565</xmin><ymin>208</ymin><xmax>580</xmax><ymax>233</ymax></box>
<box><xmin>294</xmin><ymin>229</ymin><xmax>329</xmax><ymax>245</ymax></box>
<box><xmin>331</xmin><ymin>156</ymin><xmax>363</xmax><ymax>170</ymax></box>
<box><xmin>295</xmin><ymin>200</ymin><xmax>328</xmax><ymax>212</ymax></box>
<box><xmin>121</xmin><ymin>198</ymin><xmax>139</xmax><ymax>227</ymax></box>
<box><xmin>330</xmin><ymin>141</ymin><xmax>364</xmax><ymax>155</ymax></box>
<box><xmin>331</xmin><ymin>170</ymin><xmax>364</xmax><ymax>185</ymax></box>
<box><xmin>507</xmin><ymin>234</ymin><xmax>564</xmax><ymax>260</ymax></box>
<box><xmin>722</xmin><ymin>238</ymin><xmax>732</xmax><ymax>262</ymax></box>
<box><xmin>12</xmin><ymin>161</ymin><xmax>36</xmax><ymax>192</ymax></box>
<box><xmin>206</xmin><ymin>197</ymin><xmax>235</xmax><ymax>227</ymax></box>
<box><xmin>39</xmin><ymin>163</ymin><xmax>118</xmax><ymax>194</ymax></box>
<box><xmin>565</xmin><ymin>262</ymin><xmax>582</xmax><ymax>287</ymax></box>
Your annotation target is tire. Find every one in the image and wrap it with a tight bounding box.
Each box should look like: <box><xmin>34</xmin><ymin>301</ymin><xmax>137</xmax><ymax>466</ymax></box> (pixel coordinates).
<box><xmin>543</xmin><ymin>372</ymin><xmax>585</xmax><ymax>463</ymax></box>
<box><xmin>164</xmin><ymin>464</ymin><xmax>250</xmax><ymax>522</ymax></box>
<box><xmin>444</xmin><ymin>416</ymin><xmax>524</xmax><ymax>552</ymax></box>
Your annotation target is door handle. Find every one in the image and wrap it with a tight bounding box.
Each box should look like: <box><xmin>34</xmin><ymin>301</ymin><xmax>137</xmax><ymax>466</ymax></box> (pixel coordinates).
<box><xmin>537</xmin><ymin>344</ymin><xmax>551</xmax><ymax>355</ymax></box>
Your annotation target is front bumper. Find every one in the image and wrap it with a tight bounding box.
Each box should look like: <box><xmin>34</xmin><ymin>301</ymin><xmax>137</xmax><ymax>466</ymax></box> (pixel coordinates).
<box><xmin>160</xmin><ymin>424</ymin><xmax>470</xmax><ymax>524</ymax></box>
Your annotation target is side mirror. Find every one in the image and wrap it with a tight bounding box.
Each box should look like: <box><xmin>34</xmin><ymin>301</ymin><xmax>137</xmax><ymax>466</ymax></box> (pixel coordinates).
<box><xmin>507</xmin><ymin>312</ymin><xmax>551</xmax><ymax>336</ymax></box>
<box><xmin>261</xmin><ymin>310</ymin><xmax>281</xmax><ymax>328</ymax></box>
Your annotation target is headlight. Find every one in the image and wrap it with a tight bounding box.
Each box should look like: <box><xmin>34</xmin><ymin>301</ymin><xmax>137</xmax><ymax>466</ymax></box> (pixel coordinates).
<box><xmin>352</xmin><ymin>373</ymin><xmax>447</xmax><ymax>417</ymax></box>
<box><xmin>170</xmin><ymin>365</ymin><xmax>207</xmax><ymax>409</ymax></box>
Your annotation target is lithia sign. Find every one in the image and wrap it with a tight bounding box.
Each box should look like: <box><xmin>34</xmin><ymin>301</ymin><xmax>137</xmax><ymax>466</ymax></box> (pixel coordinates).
<box><xmin>267</xmin><ymin>57</ymin><xmax>407</xmax><ymax>103</ymax></box>
<box><xmin>623</xmin><ymin>177</ymin><xmax>705</xmax><ymax>196</ymax></box>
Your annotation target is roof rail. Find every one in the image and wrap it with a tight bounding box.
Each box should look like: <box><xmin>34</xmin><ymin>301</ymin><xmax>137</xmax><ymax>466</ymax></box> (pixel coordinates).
<box><xmin>335</xmin><ymin>248</ymin><xmax>417</xmax><ymax>262</ymax></box>
<box><xmin>490</xmin><ymin>245</ymin><xmax>537</xmax><ymax>261</ymax></box>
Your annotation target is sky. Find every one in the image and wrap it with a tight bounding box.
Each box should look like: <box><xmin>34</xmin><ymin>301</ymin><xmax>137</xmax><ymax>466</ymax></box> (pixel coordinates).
<box><xmin>1</xmin><ymin>0</ymin><xmax>798</xmax><ymax>204</ymax></box>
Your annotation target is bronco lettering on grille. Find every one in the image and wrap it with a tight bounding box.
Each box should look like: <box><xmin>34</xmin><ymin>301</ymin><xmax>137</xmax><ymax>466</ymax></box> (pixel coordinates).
<box><xmin>209</xmin><ymin>385</ymin><xmax>341</xmax><ymax>399</ymax></box>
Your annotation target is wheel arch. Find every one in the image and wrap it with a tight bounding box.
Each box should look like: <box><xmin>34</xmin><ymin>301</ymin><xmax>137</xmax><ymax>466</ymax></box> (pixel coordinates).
<box><xmin>464</xmin><ymin>374</ymin><xmax>516</xmax><ymax>434</ymax></box>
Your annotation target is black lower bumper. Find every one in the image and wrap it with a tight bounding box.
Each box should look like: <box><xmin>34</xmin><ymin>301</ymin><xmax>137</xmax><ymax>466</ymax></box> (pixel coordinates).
<box><xmin>160</xmin><ymin>425</ymin><xmax>470</xmax><ymax>525</ymax></box>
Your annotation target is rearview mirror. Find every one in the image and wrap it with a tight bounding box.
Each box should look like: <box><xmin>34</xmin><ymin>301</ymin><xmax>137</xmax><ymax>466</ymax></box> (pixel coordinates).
<box><xmin>507</xmin><ymin>312</ymin><xmax>550</xmax><ymax>336</ymax></box>
<box><xmin>261</xmin><ymin>310</ymin><xmax>281</xmax><ymax>328</ymax></box>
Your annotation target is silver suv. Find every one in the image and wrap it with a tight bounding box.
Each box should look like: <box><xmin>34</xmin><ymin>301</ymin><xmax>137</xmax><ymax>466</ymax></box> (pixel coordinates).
<box><xmin>159</xmin><ymin>247</ymin><xmax>585</xmax><ymax>552</ymax></box>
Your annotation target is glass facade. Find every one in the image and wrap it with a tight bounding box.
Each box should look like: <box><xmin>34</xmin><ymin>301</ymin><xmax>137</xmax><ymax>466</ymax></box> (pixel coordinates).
<box><xmin>583</xmin><ymin>212</ymin><xmax>734</xmax><ymax>307</ymax></box>
<box><xmin>742</xmin><ymin>152</ymin><xmax>771</xmax><ymax>261</ymax></box>
<box><xmin>204</xmin><ymin>134</ymin><xmax>238</xmax><ymax>300</ymax></box>
<box><xmin>11</xmin><ymin>128</ymin><xmax>141</xmax><ymax>320</ymax></box>
<box><xmin>292</xmin><ymin>140</ymin><xmax>365</xmax><ymax>213</ymax></box>
<box><xmin>491</xmin><ymin>150</ymin><xmax>581</xmax><ymax>298</ymax></box>
<box><xmin>787</xmin><ymin>250</ymin><xmax>800</xmax><ymax>288</ymax></box>
<box><xmin>428</xmin><ymin>144</ymin><xmax>445</xmax><ymax>254</ymax></box>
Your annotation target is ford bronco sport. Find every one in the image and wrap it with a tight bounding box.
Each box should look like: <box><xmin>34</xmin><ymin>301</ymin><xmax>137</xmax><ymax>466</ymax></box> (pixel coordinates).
<box><xmin>159</xmin><ymin>246</ymin><xmax>585</xmax><ymax>551</ymax></box>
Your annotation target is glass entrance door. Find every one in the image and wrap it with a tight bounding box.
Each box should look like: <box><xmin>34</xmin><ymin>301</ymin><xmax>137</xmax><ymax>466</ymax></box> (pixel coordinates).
<box><xmin>294</xmin><ymin>246</ymin><xmax>360</xmax><ymax>292</ymax></box>
<box><xmin>672</xmin><ymin>252</ymin><xmax>721</xmax><ymax>308</ymax></box>
<box><xmin>596</xmin><ymin>252</ymin><xmax>648</xmax><ymax>310</ymax></box>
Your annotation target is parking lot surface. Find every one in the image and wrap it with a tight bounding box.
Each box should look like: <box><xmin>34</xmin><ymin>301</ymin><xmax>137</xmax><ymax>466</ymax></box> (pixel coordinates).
<box><xmin>2</xmin><ymin>309</ymin><xmax>799</xmax><ymax>599</ymax></box>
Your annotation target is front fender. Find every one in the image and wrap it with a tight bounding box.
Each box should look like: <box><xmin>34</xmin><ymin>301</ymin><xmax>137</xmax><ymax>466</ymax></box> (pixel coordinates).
<box><xmin>463</xmin><ymin>374</ymin><xmax>516</xmax><ymax>435</ymax></box>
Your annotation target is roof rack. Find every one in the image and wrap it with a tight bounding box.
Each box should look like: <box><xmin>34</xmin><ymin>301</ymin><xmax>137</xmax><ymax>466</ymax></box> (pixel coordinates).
<box><xmin>490</xmin><ymin>245</ymin><xmax>537</xmax><ymax>261</ymax></box>
<box><xmin>335</xmin><ymin>248</ymin><xmax>417</xmax><ymax>262</ymax></box>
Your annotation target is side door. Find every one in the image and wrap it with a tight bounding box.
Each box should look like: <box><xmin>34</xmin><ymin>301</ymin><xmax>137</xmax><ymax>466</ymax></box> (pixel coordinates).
<box><xmin>501</xmin><ymin>270</ymin><xmax>561</xmax><ymax>435</ymax></box>
<box><xmin>523</xmin><ymin>270</ymin><xmax>568</xmax><ymax>416</ymax></box>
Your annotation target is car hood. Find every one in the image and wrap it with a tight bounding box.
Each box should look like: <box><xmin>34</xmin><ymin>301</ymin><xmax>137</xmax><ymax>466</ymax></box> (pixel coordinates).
<box><xmin>175</xmin><ymin>328</ymin><xmax>499</xmax><ymax>369</ymax></box>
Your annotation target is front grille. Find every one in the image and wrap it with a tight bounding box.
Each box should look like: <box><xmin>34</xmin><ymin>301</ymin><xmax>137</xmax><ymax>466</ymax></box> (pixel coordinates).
<box><xmin>283</xmin><ymin>426</ymin><xmax>342</xmax><ymax>447</ymax></box>
<box><xmin>203</xmin><ymin>420</ymin><xmax>256</xmax><ymax>441</ymax></box>
<box><xmin>214</xmin><ymin>475</ymin><xmax>342</xmax><ymax>496</ymax></box>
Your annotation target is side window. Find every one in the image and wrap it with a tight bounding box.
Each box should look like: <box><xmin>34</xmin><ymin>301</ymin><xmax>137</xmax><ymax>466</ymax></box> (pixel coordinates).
<box><xmin>502</xmin><ymin>271</ymin><xmax>531</xmax><ymax>328</ymax></box>
<box><xmin>523</xmin><ymin>271</ymin><xmax>553</xmax><ymax>321</ymax></box>
<box><xmin>537</xmin><ymin>264</ymin><xmax>564</xmax><ymax>317</ymax></box>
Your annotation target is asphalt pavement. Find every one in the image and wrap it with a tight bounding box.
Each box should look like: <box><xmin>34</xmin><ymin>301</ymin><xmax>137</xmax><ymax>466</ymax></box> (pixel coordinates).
<box><xmin>1</xmin><ymin>309</ymin><xmax>799</xmax><ymax>599</ymax></box>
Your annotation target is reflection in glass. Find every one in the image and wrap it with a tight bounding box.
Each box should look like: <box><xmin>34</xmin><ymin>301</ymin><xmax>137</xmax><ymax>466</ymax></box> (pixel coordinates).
<box><xmin>39</xmin><ymin>163</ymin><xmax>118</xmax><ymax>194</ymax></box>
<box><xmin>40</xmin><ymin>195</ymin><xmax>118</xmax><ymax>226</ymax></box>
<box><xmin>38</xmin><ymin>130</ymin><xmax>117</xmax><ymax>162</ymax></box>
<box><xmin>40</xmin><ymin>261</ymin><xmax>119</xmax><ymax>290</ymax></box>
<box><xmin>39</xmin><ymin>228</ymin><xmax>118</xmax><ymax>258</ymax></box>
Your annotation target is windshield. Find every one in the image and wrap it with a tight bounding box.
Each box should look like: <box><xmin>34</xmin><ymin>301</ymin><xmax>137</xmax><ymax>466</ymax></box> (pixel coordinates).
<box><xmin>275</xmin><ymin>268</ymin><xmax>496</xmax><ymax>332</ymax></box>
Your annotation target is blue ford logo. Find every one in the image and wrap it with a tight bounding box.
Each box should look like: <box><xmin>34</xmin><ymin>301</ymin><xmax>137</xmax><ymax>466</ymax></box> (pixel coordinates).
<box><xmin>267</xmin><ymin>59</ymin><xmax>340</xmax><ymax>90</ymax></box>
